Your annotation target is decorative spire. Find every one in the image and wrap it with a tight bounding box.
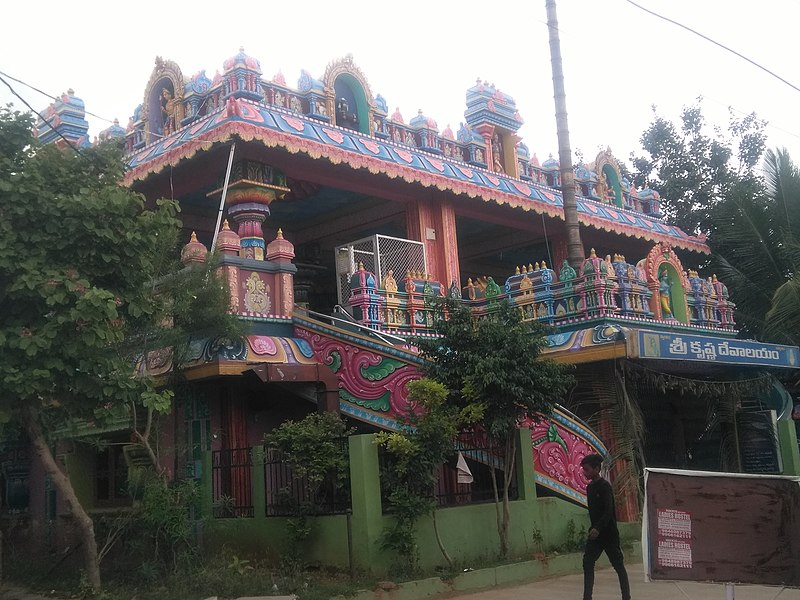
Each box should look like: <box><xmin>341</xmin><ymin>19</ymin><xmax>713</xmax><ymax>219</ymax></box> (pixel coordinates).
<box><xmin>180</xmin><ymin>230</ymin><xmax>208</xmax><ymax>265</ymax></box>
<box><xmin>216</xmin><ymin>219</ymin><xmax>241</xmax><ymax>256</ymax></box>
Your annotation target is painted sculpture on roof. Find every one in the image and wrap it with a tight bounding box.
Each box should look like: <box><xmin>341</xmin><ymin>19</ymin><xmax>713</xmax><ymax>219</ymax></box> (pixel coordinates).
<box><xmin>117</xmin><ymin>49</ymin><xmax>669</xmax><ymax>227</ymax></box>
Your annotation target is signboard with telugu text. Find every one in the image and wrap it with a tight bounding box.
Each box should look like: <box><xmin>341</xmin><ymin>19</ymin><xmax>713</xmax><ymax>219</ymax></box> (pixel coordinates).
<box><xmin>634</xmin><ymin>330</ymin><xmax>800</xmax><ymax>368</ymax></box>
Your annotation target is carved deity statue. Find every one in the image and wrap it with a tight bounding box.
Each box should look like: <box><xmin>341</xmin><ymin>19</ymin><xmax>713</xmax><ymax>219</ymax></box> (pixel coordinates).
<box><xmin>336</xmin><ymin>97</ymin><xmax>358</xmax><ymax>129</ymax></box>
<box><xmin>161</xmin><ymin>88</ymin><xmax>179</xmax><ymax>135</ymax></box>
<box><xmin>601</xmin><ymin>173</ymin><xmax>616</xmax><ymax>203</ymax></box>
<box><xmin>659</xmin><ymin>269</ymin><xmax>673</xmax><ymax>318</ymax></box>
<box><xmin>491</xmin><ymin>133</ymin><xmax>504</xmax><ymax>173</ymax></box>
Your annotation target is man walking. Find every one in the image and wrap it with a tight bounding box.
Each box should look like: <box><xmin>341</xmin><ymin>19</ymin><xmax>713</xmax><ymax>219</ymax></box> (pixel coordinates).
<box><xmin>581</xmin><ymin>453</ymin><xmax>631</xmax><ymax>600</ymax></box>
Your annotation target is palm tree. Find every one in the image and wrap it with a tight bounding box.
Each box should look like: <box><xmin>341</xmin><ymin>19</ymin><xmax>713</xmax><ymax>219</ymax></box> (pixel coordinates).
<box><xmin>546</xmin><ymin>0</ymin><xmax>584</xmax><ymax>268</ymax></box>
<box><xmin>711</xmin><ymin>148</ymin><xmax>800</xmax><ymax>344</ymax></box>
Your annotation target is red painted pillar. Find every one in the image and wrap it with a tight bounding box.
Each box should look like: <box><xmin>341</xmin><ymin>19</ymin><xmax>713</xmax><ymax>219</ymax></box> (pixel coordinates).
<box><xmin>406</xmin><ymin>198</ymin><xmax>460</xmax><ymax>289</ymax></box>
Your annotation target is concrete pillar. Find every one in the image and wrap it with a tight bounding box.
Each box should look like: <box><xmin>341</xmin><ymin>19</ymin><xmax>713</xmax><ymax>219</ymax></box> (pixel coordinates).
<box><xmin>347</xmin><ymin>433</ymin><xmax>383</xmax><ymax>573</ymax></box>
<box><xmin>515</xmin><ymin>427</ymin><xmax>538</xmax><ymax>501</ymax></box>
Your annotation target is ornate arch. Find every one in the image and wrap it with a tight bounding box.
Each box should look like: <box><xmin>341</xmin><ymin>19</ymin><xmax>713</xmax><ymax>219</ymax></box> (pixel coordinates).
<box><xmin>322</xmin><ymin>54</ymin><xmax>375</xmax><ymax>135</ymax></box>
<box><xmin>593</xmin><ymin>148</ymin><xmax>623</xmax><ymax>207</ymax></box>
<box><xmin>642</xmin><ymin>242</ymin><xmax>690</xmax><ymax>322</ymax></box>
<box><xmin>142</xmin><ymin>57</ymin><xmax>186</xmax><ymax>144</ymax></box>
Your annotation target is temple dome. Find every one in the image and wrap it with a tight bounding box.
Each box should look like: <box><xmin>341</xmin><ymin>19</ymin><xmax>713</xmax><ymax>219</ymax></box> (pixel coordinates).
<box><xmin>373</xmin><ymin>94</ymin><xmax>388</xmax><ymax>113</ymax></box>
<box><xmin>98</xmin><ymin>118</ymin><xmax>126</xmax><ymax>141</ymax></box>
<box><xmin>223</xmin><ymin>47</ymin><xmax>262</xmax><ymax>73</ymax></box>
<box><xmin>390</xmin><ymin>107</ymin><xmax>404</xmax><ymax>124</ymax></box>
<box><xmin>542</xmin><ymin>154</ymin><xmax>560</xmax><ymax>170</ymax></box>
<box><xmin>410</xmin><ymin>109</ymin><xmax>437</xmax><ymax>130</ymax></box>
<box><xmin>181</xmin><ymin>231</ymin><xmax>208</xmax><ymax>265</ymax></box>
<box><xmin>216</xmin><ymin>220</ymin><xmax>241</xmax><ymax>255</ymax></box>
<box><xmin>298</xmin><ymin>69</ymin><xmax>324</xmax><ymax>93</ymax></box>
<box><xmin>266</xmin><ymin>229</ymin><xmax>295</xmax><ymax>262</ymax></box>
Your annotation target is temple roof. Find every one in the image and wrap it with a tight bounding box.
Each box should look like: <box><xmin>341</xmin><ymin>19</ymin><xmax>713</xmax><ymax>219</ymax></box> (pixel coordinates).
<box><xmin>124</xmin><ymin>99</ymin><xmax>710</xmax><ymax>253</ymax></box>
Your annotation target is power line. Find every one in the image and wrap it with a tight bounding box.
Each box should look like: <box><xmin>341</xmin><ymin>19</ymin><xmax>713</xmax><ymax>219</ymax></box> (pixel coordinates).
<box><xmin>623</xmin><ymin>0</ymin><xmax>800</xmax><ymax>95</ymax></box>
<box><xmin>0</xmin><ymin>72</ymin><xmax>84</xmax><ymax>156</ymax></box>
<box><xmin>0</xmin><ymin>68</ymin><xmax>117</xmax><ymax>125</ymax></box>
<box><xmin>0</xmin><ymin>68</ymin><xmax>234</xmax><ymax>149</ymax></box>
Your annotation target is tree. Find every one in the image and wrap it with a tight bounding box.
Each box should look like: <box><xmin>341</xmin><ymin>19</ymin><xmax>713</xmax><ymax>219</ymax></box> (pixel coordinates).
<box><xmin>413</xmin><ymin>298</ymin><xmax>574</xmax><ymax>558</ymax></box>
<box><xmin>711</xmin><ymin>148</ymin><xmax>800</xmax><ymax>344</ymax></box>
<box><xmin>266</xmin><ymin>412</ymin><xmax>353</xmax><ymax>569</ymax></box>
<box><xmin>376</xmin><ymin>378</ymin><xmax>477</xmax><ymax>574</ymax></box>
<box><xmin>631</xmin><ymin>100</ymin><xmax>766</xmax><ymax>235</ymax></box>
<box><xmin>0</xmin><ymin>107</ymin><xmax>240</xmax><ymax>591</ymax></box>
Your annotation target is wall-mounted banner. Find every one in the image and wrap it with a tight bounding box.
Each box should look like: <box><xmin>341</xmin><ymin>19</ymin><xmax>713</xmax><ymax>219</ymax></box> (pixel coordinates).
<box><xmin>632</xmin><ymin>330</ymin><xmax>800</xmax><ymax>368</ymax></box>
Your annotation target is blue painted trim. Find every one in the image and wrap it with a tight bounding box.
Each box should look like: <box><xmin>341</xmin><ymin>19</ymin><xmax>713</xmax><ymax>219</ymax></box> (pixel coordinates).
<box><xmin>127</xmin><ymin>103</ymin><xmax>705</xmax><ymax>250</ymax></box>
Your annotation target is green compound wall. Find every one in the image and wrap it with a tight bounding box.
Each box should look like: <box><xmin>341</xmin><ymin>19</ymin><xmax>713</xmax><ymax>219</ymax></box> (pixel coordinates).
<box><xmin>201</xmin><ymin>430</ymin><xmax>640</xmax><ymax>576</ymax></box>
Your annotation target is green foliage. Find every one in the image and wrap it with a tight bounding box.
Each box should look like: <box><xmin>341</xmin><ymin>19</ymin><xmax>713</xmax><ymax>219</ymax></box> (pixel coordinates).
<box><xmin>227</xmin><ymin>555</ymin><xmax>254</xmax><ymax>576</ymax></box>
<box><xmin>266</xmin><ymin>413</ymin><xmax>353</xmax><ymax>567</ymax></box>
<box><xmin>413</xmin><ymin>298</ymin><xmax>573</xmax><ymax>440</ymax></box>
<box><xmin>0</xmin><ymin>106</ymin><xmax>243</xmax><ymax>590</ymax></box>
<box><xmin>711</xmin><ymin>148</ymin><xmax>800</xmax><ymax>344</ymax></box>
<box><xmin>411</xmin><ymin>298</ymin><xmax>574</xmax><ymax>558</ymax></box>
<box><xmin>267</xmin><ymin>412</ymin><xmax>352</xmax><ymax>492</ymax></box>
<box><xmin>560</xmin><ymin>518</ymin><xmax>586</xmax><ymax>553</ymax></box>
<box><xmin>376</xmin><ymin>379</ymin><xmax>469</xmax><ymax>575</ymax></box>
<box><xmin>631</xmin><ymin>100</ymin><xmax>766</xmax><ymax>235</ymax></box>
<box><xmin>11</xmin><ymin>545</ymin><xmax>367</xmax><ymax>600</ymax></box>
<box><xmin>0</xmin><ymin>105</ymin><xmax>242</xmax><ymax>432</ymax></box>
<box><xmin>530</xmin><ymin>525</ymin><xmax>544</xmax><ymax>554</ymax></box>
<box><xmin>97</xmin><ymin>469</ymin><xmax>199</xmax><ymax>574</ymax></box>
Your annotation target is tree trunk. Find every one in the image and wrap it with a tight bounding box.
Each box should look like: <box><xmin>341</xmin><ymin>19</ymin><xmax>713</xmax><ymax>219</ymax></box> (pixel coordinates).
<box><xmin>22</xmin><ymin>407</ymin><xmax>101</xmax><ymax>592</ymax></box>
<box><xmin>546</xmin><ymin>0</ymin><xmax>584</xmax><ymax>268</ymax></box>
<box><xmin>499</xmin><ymin>432</ymin><xmax>517</xmax><ymax>559</ymax></box>
<box><xmin>431</xmin><ymin>509</ymin><xmax>454</xmax><ymax>569</ymax></box>
<box><xmin>488</xmin><ymin>459</ymin><xmax>506</xmax><ymax>558</ymax></box>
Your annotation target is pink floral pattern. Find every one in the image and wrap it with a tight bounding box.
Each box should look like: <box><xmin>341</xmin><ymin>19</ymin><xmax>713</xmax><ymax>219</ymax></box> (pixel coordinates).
<box><xmin>296</xmin><ymin>327</ymin><xmax>422</xmax><ymax>417</ymax></box>
<box><xmin>282</xmin><ymin>116</ymin><xmax>305</xmax><ymax>132</ymax></box>
<box><xmin>519</xmin><ymin>415</ymin><xmax>595</xmax><ymax>497</ymax></box>
<box><xmin>361</xmin><ymin>140</ymin><xmax>380</xmax><ymax>154</ymax></box>
<box><xmin>512</xmin><ymin>181</ymin><xmax>531</xmax><ymax>196</ymax></box>
<box><xmin>323</xmin><ymin>128</ymin><xmax>345</xmax><ymax>144</ymax></box>
<box><xmin>248</xmin><ymin>335</ymin><xmax>278</xmax><ymax>356</ymax></box>
<box><xmin>396</xmin><ymin>149</ymin><xmax>413</xmax><ymax>163</ymax></box>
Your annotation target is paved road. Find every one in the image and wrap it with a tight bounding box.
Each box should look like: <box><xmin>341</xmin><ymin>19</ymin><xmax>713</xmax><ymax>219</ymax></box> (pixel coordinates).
<box><xmin>446</xmin><ymin>564</ymin><xmax>800</xmax><ymax>600</ymax></box>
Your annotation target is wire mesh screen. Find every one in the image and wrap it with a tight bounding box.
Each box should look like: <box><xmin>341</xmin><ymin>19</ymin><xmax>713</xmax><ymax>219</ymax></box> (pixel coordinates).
<box><xmin>335</xmin><ymin>235</ymin><xmax>426</xmax><ymax>310</ymax></box>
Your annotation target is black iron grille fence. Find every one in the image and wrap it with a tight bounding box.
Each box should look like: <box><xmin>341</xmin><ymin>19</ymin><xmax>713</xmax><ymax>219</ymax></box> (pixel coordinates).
<box><xmin>263</xmin><ymin>437</ymin><xmax>352</xmax><ymax>516</ymax></box>
<box><xmin>211</xmin><ymin>447</ymin><xmax>254</xmax><ymax>518</ymax></box>
<box><xmin>380</xmin><ymin>429</ymin><xmax>518</xmax><ymax>512</ymax></box>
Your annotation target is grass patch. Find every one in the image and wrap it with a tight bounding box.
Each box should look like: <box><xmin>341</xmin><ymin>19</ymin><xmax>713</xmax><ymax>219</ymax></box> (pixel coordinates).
<box><xmin>5</xmin><ymin>547</ymin><xmax>370</xmax><ymax>600</ymax></box>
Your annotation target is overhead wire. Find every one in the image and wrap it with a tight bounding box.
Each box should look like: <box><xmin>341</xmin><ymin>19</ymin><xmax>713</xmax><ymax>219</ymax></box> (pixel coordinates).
<box><xmin>0</xmin><ymin>72</ymin><xmax>84</xmax><ymax>156</ymax></box>
<box><xmin>623</xmin><ymin>0</ymin><xmax>800</xmax><ymax>95</ymax></box>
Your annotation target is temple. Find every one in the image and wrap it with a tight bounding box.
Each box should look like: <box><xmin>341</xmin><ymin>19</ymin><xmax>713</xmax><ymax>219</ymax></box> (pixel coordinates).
<box><xmin>7</xmin><ymin>50</ymin><xmax>799</xmax><ymax>571</ymax></box>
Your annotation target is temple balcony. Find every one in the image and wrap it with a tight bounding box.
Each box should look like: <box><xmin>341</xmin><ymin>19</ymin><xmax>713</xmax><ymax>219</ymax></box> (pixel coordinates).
<box><xmin>345</xmin><ymin>243</ymin><xmax>736</xmax><ymax>339</ymax></box>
